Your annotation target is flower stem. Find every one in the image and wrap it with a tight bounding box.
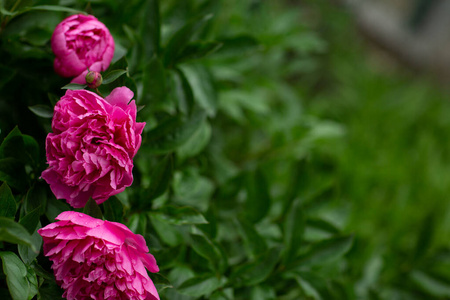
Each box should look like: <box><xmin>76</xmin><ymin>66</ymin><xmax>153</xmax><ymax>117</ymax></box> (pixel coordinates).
<box><xmin>95</xmin><ymin>88</ymin><xmax>104</xmax><ymax>98</ymax></box>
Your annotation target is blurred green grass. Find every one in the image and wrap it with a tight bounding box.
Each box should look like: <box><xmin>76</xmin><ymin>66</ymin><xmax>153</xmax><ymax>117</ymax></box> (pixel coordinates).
<box><xmin>207</xmin><ymin>0</ymin><xmax>450</xmax><ymax>296</ymax></box>
<box><xmin>305</xmin><ymin>1</ymin><xmax>450</xmax><ymax>296</ymax></box>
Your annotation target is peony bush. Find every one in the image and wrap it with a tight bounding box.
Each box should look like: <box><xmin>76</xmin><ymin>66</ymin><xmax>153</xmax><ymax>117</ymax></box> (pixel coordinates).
<box><xmin>0</xmin><ymin>1</ymin><xmax>389</xmax><ymax>300</ymax></box>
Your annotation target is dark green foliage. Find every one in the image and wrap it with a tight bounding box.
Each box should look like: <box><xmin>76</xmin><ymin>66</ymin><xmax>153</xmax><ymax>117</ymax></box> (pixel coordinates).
<box><xmin>82</xmin><ymin>198</ymin><xmax>103</xmax><ymax>219</ymax></box>
<box><xmin>0</xmin><ymin>184</ymin><xmax>16</xmax><ymax>219</ymax></box>
<box><xmin>0</xmin><ymin>251</ymin><xmax>38</xmax><ymax>300</ymax></box>
<box><xmin>0</xmin><ymin>218</ymin><xmax>37</xmax><ymax>251</ymax></box>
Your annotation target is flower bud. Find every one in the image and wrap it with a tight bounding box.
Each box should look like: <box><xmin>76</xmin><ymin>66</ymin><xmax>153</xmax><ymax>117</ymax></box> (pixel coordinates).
<box><xmin>85</xmin><ymin>70</ymin><xmax>103</xmax><ymax>89</ymax></box>
<box><xmin>51</xmin><ymin>14</ymin><xmax>114</xmax><ymax>84</ymax></box>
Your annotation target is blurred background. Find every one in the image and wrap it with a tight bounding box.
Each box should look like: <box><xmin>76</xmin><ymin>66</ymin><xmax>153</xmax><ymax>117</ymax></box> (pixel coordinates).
<box><xmin>209</xmin><ymin>0</ymin><xmax>450</xmax><ymax>297</ymax></box>
<box><xmin>292</xmin><ymin>0</ymin><xmax>450</xmax><ymax>298</ymax></box>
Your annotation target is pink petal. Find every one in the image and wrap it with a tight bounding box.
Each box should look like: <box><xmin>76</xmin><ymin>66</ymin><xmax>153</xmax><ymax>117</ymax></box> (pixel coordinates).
<box><xmin>56</xmin><ymin>211</ymin><xmax>103</xmax><ymax>228</ymax></box>
<box><xmin>105</xmin><ymin>87</ymin><xmax>134</xmax><ymax>108</ymax></box>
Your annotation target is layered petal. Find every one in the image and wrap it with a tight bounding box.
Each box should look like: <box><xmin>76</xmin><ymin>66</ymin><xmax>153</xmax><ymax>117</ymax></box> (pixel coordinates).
<box><xmin>51</xmin><ymin>14</ymin><xmax>115</xmax><ymax>83</ymax></box>
<box><xmin>42</xmin><ymin>88</ymin><xmax>145</xmax><ymax>208</ymax></box>
<box><xmin>38</xmin><ymin>212</ymin><xmax>160</xmax><ymax>300</ymax></box>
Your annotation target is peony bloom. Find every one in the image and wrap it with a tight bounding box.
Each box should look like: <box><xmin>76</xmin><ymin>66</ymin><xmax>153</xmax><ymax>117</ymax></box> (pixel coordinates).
<box><xmin>38</xmin><ymin>211</ymin><xmax>160</xmax><ymax>300</ymax></box>
<box><xmin>52</xmin><ymin>14</ymin><xmax>115</xmax><ymax>84</ymax></box>
<box><xmin>41</xmin><ymin>87</ymin><xmax>145</xmax><ymax>208</ymax></box>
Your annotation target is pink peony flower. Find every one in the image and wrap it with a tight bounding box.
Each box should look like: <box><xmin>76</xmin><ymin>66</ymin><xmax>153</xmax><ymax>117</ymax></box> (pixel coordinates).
<box><xmin>38</xmin><ymin>211</ymin><xmax>160</xmax><ymax>300</ymax></box>
<box><xmin>52</xmin><ymin>14</ymin><xmax>115</xmax><ymax>84</ymax></box>
<box><xmin>41</xmin><ymin>87</ymin><xmax>145</xmax><ymax>208</ymax></box>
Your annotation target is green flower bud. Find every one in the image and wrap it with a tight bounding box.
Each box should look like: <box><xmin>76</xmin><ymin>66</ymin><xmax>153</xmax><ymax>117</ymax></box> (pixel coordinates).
<box><xmin>85</xmin><ymin>71</ymin><xmax>103</xmax><ymax>89</ymax></box>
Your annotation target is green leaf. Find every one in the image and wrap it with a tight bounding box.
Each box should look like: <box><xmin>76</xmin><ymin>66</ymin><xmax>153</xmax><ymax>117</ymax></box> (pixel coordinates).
<box><xmin>172</xmin><ymin>169</ymin><xmax>214</xmax><ymax>212</ymax></box>
<box><xmin>0</xmin><ymin>6</ymin><xmax>19</xmax><ymax>17</ymax></box>
<box><xmin>175</xmin><ymin>41</ymin><xmax>223</xmax><ymax>63</ymax></box>
<box><xmin>83</xmin><ymin>198</ymin><xmax>103</xmax><ymax>219</ymax></box>
<box><xmin>143</xmin><ymin>110</ymin><xmax>206</xmax><ymax>154</ymax></box>
<box><xmin>61</xmin><ymin>83</ymin><xmax>87</xmax><ymax>90</ymax></box>
<box><xmin>178</xmin><ymin>64</ymin><xmax>217</xmax><ymax>116</ymax></box>
<box><xmin>410</xmin><ymin>270</ymin><xmax>450</xmax><ymax>298</ymax></box>
<box><xmin>171</xmin><ymin>68</ymin><xmax>194</xmax><ymax>115</ymax></box>
<box><xmin>18</xmin><ymin>227</ymin><xmax>42</xmax><ymax>265</ymax></box>
<box><xmin>216</xmin><ymin>35</ymin><xmax>260</xmax><ymax>57</ymax></box>
<box><xmin>24</xmin><ymin>183</ymin><xmax>46</xmax><ymax>215</ymax></box>
<box><xmin>0</xmin><ymin>128</ymin><xmax>37</xmax><ymax>167</ymax></box>
<box><xmin>190</xmin><ymin>232</ymin><xmax>224</xmax><ymax>272</ymax></box>
<box><xmin>178</xmin><ymin>274</ymin><xmax>222</xmax><ymax>298</ymax></box>
<box><xmin>108</xmin><ymin>56</ymin><xmax>128</xmax><ymax>70</ymax></box>
<box><xmin>283</xmin><ymin>198</ymin><xmax>305</xmax><ymax>264</ymax></box>
<box><xmin>31</xmin><ymin>261</ymin><xmax>54</xmax><ymax>281</ymax></box>
<box><xmin>19</xmin><ymin>206</ymin><xmax>41</xmax><ymax>235</ymax></box>
<box><xmin>306</xmin><ymin>217</ymin><xmax>340</xmax><ymax>235</ymax></box>
<box><xmin>112</xmin><ymin>42</ymin><xmax>127</xmax><ymax>63</ymax></box>
<box><xmin>149</xmin><ymin>273</ymin><xmax>173</xmax><ymax>292</ymax></box>
<box><xmin>48</xmin><ymin>93</ymin><xmax>59</xmax><ymax>107</ymax></box>
<box><xmin>297</xmin><ymin>235</ymin><xmax>354</xmax><ymax>267</ymax></box>
<box><xmin>244</xmin><ymin>169</ymin><xmax>271</xmax><ymax>223</ymax></box>
<box><xmin>21</xmin><ymin>27</ymin><xmax>50</xmax><ymax>46</ymax></box>
<box><xmin>148</xmin><ymin>214</ymin><xmax>183</xmax><ymax>247</ymax></box>
<box><xmin>0</xmin><ymin>127</ymin><xmax>23</xmax><ymax>159</ymax></box>
<box><xmin>165</xmin><ymin>265</ymin><xmax>194</xmax><ymax>287</ymax></box>
<box><xmin>123</xmin><ymin>24</ymin><xmax>137</xmax><ymax>43</ymax></box>
<box><xmin>0</xmin><ymin>251</ymin><xmax>29</xmax><ymax>300</ymax></box>
<box><xmin>102</xmin><ymin>197</ymin><xmax>123</xmax><ymax>223</ymax></box>
<box><xmin>0</xmin><ymin>183</ymin><xmax>16</xmax><ymax>219</ymax></box>
<box><xmin>0</xmin><ymin>217</ymin><xmax>37</xmax><ymax>251</ymax></box>
<box><xmin>146</xmin><ymin>155</ymin><xmax>173</xmax><ymax>202</ymax></box>
<box><xmin>177</xmin><ymin>119</ymin><xmax>211</xmax><ymax>160</ymax></box>
<box><xmin>21</xmin><ymin>135</ymin><xmax>39</xmax><ymax>166</ymax></box>
<box><xmin>127</xmin><ymin>213</ymin><xmax>148</xmax><ymax>236</ymax></box>
<box><xmin>236</xmin><ymin>218</ymin><xmax>267</xmax><ymax>260</ymax></box>
<box><xmin>102</xmin><ymin>69</ymin><xmax>128</xmax><ymax>85</ymax></box>
<box><xmin>250</xmin><ymin>285</ymin><xmax>277</xmax><ymax>300</ymax></box>
<box><xmin>163</xmin><ymin>14</ymin><xmax>213</xmax><ymax>67</ymax></box>
<box><xmin>110</xmin><ymin>57</ymin><xmax>137</xmax><ymax>95</ymax></box>
<box><xmin>197</xmin><ymin>207</ymin><xmax>217</xmax><ymax>239</ymax></box>
<box><xmin>45</xmin><ymin>196</ymin><xmax>70</xmax><ymax>222</ymax></box>
<box><xmin>142</xmin><ymin>56</ymin><xmax>166</xmax><ymax>105</ymax></box>
<box><xmin>211</xmin><ymin>289</ymin><xmax>234</xmax><ymax>300</ymax></box>
<box><xmin>140</xmin><ymin>0</ymin><xmax>160</xmax><ymax>58</ymax></box>
<box><xmin>114</xmin><ymin>192</ymin><xmax>130</xmax><ymax>210</ymax></box>
<box><xmin>281</xmin><ymin>159</ymin><xmax>307</xmax><ymax>218</ymax></box>
<box><xmin>153</xmin><ymin>205</ymin><xmax>208</xmax><ymax>225</ymax></box>
<box><xmin>0</xmin><ymin>158</ymin><xmax>28</xmax><ymax>190</ymax></box>
<box><xmin>290</xmin><ymin>271</ymin><xmax>328</xmax><ymax>300</ymax></box>
<box><xmin>25</xmin><ymin>266</ymin><xmax>38</xmax><ymax>300</ymax></box>
<box><xmin>144</xmin><ymin>116</ymin><xmax>181</xmax><ymax>142</ymax></box>
<box><xmin>230</xmin><ymin>247</ymin><xmax>281</xmax><ymax>287</ymax></box>
<box><xmin>29</xmin><ymin>5</ymin><xmax>85</xmax><ymax>14</ymax></box>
